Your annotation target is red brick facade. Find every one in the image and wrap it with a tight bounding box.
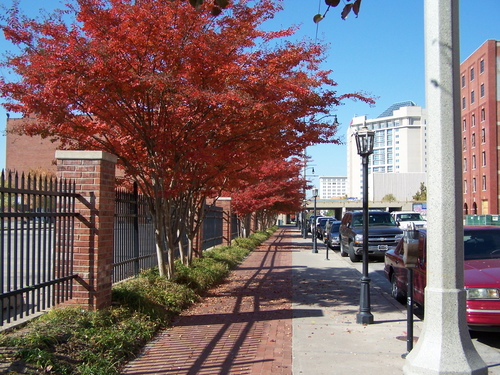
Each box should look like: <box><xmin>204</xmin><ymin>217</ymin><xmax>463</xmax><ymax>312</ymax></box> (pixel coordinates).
<box><xmin>461</xmin><ymin>40</ymin><xmax>500</xmax><ymax>215</ymax></box>
<box><xmin>6</xmin><ymin>116</ymin><xmax>61</xmax><ymax>174</ymax></box>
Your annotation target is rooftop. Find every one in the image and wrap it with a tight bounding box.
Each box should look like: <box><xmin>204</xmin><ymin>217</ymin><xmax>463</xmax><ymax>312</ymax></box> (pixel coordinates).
<box><xmin>377</xmin><ymin>101</ymin><xmax>417</xmax><ymax>118</ymax></box>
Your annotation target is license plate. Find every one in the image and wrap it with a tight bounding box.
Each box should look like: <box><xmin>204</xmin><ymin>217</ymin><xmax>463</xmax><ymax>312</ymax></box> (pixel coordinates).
<box><xmin>378</xmin><ymin>245</ymin><xmax>388</xmax><ymax>251</ymax></box>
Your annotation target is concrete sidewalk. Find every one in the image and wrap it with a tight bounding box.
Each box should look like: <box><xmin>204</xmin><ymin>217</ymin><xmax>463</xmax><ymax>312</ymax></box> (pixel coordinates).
<box><xmin>291</xmin><ymin>227</ymin><xmax>420</xmax><ymax>374</ymax></box>
<box><xmin>291</xmin><ymin>225</ymin><xmax>500</xmax><ymax>374</ymax></box>
<box><xmin>121</xmin><ymin>225</ymin><xmax>500</xmax><ymax>374</ymax></box>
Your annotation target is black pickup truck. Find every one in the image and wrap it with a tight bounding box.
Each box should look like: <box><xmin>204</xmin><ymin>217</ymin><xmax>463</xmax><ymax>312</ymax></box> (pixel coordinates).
<box><xmin>339</xmin><ymin>210</ymin><xmax>403</xmax><ymax>262</ymax></box>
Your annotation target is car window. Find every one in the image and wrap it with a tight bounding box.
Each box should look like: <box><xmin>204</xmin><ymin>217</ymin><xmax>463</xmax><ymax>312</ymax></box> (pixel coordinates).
<box><xmin>351</xmin><ymin>213</ymin><xmax>396</xmax><ymax>226</ymax></box>
<box><xmin>399</xmin><ymin>214</ymin><xmax>424</xmax><ymax>221</ymax></box>
<box><xmin>464</xmin><ymin>230</ymin><xmax>500</xmax><ymax>260</ymax></box>
<box><xmin>330</xmin><ymin>223</ymin><xmax>340</xmax><ymax>232</ymax></box>
<box><xmin>352</xmin><ymin>216</ymin><xmax>362</xmax><ymax>227</ymax></box>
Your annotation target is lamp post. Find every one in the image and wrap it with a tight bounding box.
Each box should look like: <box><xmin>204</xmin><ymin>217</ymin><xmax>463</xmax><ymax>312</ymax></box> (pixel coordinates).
<box><xmin>302</xmin><ymin>166</ymin><xmax>315</xmax><ymax>239</ymax></box>
<box><xmin>354</xmin><ymin>125</ymin><xmax>375</xmax><ymax>325</ymax></box>
<box><xmin>312</xmin><ymin>187</ymin><xmax>319</xmax><ymax>253</ymax></box>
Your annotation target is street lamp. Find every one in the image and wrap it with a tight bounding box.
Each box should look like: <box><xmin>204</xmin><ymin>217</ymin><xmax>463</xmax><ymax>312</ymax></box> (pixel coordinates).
<box><xmin>312</xmin><ymin>187</ymin><xmax>319</xmax><ymax>253</ymax></box>
<box><xmin>354</xmin><ymin>125</ymin><xmax>375</xmax><ymax>325</ymax></box>
<box><xmin>302</xmin><ymin>167</ymin><xmax>315</xmax><ymax>239</ymax></box>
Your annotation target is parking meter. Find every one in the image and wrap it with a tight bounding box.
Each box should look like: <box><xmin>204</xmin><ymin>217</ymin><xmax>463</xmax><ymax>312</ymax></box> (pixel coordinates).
<box><xmin>402</xmin><ymin>224</ymin><xmax>419</xmax><ymax>357</ymax></box>
<box><xmin>403</xmin><ymin>226</ymin><xmax>420</xmax><ymax>268</ymax></box>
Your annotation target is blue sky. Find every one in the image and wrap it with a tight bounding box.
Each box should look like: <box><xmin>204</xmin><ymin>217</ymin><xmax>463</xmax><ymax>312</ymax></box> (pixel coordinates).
<box><xmin>1</xmin><ymin>0</ymin><xmax>500</xmax><ymax>182</ymax></box>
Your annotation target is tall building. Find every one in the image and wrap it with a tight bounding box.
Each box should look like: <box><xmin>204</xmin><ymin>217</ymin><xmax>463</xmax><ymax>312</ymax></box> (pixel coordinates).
<box><xmin>347</xmin><ymin>102</ymin><xmax>427</xmax><ymax>201</ymax></box>
<box><xmin>318</xmin><ymin>176</ymin><xmax>347</xmax><ymax>199</ymax></box>
<box><xmin>461</xmin><ymin>40</ymin><xmax>500</xmax><ymax>215</ymax></box>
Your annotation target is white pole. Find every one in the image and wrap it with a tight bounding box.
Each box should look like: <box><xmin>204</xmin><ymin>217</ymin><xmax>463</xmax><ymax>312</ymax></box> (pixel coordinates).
<box><xmin>403</xmin><ymin>1</ymin><xmax>487</xmax><ymax>373</ymax></box>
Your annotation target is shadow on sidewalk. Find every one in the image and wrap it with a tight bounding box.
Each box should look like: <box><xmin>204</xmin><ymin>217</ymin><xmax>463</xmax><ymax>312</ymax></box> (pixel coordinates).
<box><xmin>122</xmin><ymin>227</ymin><xmax>297</xmax><ymax>375</ymax></box>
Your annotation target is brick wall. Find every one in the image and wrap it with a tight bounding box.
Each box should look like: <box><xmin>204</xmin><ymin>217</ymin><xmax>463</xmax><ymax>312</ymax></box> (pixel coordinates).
<box><xmin>56</xmin><ymin>150</ymin><xmax>116</xmax><ymax>310</ymax></box>
<box><xmin>6</xmin><ymin>116</ymin><xmax>61</xmax><ymax>174</ymax></box>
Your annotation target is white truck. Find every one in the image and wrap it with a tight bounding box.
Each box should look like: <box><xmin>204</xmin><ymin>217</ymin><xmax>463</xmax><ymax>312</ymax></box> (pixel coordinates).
<box><xmin>391</xmin><ymin>211</ymin><xmax>427</xmax><ymax>230</ymax></box>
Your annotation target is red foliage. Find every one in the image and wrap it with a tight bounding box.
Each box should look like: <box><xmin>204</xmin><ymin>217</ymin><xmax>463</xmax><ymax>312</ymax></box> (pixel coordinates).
<box><xmin>232</xmin><ymin>158</ymin><xmax>305</xmax><ymax>217</ymax></box>
<box><xmin>1</xmin><ymin>0</ymin><xmax>373</xmax><ymax>199</ymax></box>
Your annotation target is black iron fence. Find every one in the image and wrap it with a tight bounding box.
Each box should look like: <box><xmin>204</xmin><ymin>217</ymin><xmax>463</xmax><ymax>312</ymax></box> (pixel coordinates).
<box><xmin>113</xmin><ymin>184</ymin><xmax>157</xmax><ymax>283</ymax></box>
<box><xmin>202</xmin><ymin>206</ymin><xmax>223</xmax><ymax>250</ymax></box>
<box><xmin>0</xmin><ymin>170</ymin><xmax>79</xmax><ymax>328</ymax></box>
<box><xmin>113</xmin><ymin>185</ymin><xmax>229</xmax><ymax>282</ymax></box>
<box><xmin>1</xmin><ymin>171</ymin><xmax>234</xmax><ymax>327</ymax></box>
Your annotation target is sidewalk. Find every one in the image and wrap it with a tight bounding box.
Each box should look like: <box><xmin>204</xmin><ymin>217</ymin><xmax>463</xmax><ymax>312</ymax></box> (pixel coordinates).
<box><xmin>121</xmin><ymin>226</ymin><xmax>500</xmax><ymax>374</ymax></box>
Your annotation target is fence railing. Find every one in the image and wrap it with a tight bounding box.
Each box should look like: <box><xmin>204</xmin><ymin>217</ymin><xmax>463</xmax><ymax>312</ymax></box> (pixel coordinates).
<box><xmin>0</xmin><ymin>171</ymin><xmax>79</xmax><ymax>328</ymax></box>
<box><xmin>1</xmin><ymin>167</ymin><xmax>234</xmax><ymax>327</ymax></box>
<box><xmin>113</xmin><ymin>185</ymin><xmax>229</xmax><ymax>282</ymax></box>
<box><xmin>202</xmin><ymin>206</ymin><xmax>224</xmax><ymax>250</ymax></box>
<box><xmin>113</xmin><ymin>184</ymin><xmax>157</xmax><ymax>283</ymax></box>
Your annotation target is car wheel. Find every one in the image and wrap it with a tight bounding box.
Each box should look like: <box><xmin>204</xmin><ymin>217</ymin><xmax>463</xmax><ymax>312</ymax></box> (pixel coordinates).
<box><xmin>340</xmin><ymin>240</ymin><xmax>348</xmax><ymax>257</ymax></box>
<box><xmin>391</xmin><ymin>274</ymin><xmax>406</xmax><ymax>304</ymax></box>
<box><xmin>348</xmin><ymin>242</ymin><xmax>361</xmax><ymax>262</ymax></box>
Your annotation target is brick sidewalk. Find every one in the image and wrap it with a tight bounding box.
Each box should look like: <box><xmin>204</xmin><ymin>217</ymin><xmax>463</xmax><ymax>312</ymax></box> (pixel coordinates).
<box><xmin>121</xmin><ymin>227</ymin><xmax>294</xmax><ymax>375</ymax></box>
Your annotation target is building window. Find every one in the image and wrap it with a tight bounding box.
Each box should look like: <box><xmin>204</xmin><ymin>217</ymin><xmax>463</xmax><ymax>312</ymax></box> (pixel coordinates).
<box><xmin>463</xmin><ymin>137</ymin><xmax>467</xmax><ymax>150</ymax></box>
<box><xmin>373</xmin><ymin>149</ymin><xmax>385</xmax><ymax>165</ymax></box>
<box><xmin>462</xmin><ymin>74</ymin><xmax>466</xmax><ymax>87</ymax></box>
<box><xmin>471</xmin><ymin>90</ymin><xmax>475</xmax><ymax>104</ymax></box>
<box><xmin>464</xmin><ymin>180</ymin><xmax>468</xmax><ymax>194</ymax></box>
<box><xmin>482</xmin><ymin>151</ymin><xmax>486</xmax><ymax>166</ymax></box>
<box><xmin>462</xmin><ymin>97</ymin><xmax>466</xmax><ymax>109</ymax></box>
<box><xmin>472</xmin><ymin>154</ymin><xmax>476</xmax><ymax>169</ymax></box>
<box><xmin>481</xmin><ymin>128</ymin><xmax>485</xmax><ymax>143</ymax></box>
<box><xmin>480</xmin><ymin>59</ymin><xmax>484</xmax><ymax>73</ymax></box>
<box><xmin>472</xmin><ymin>114</ymin><xmax>476</xmax><ymax>127</ymax></box>
<box><xmin>480</xmin><ymin>83</ymin><xmax>485</xmax><ymax>98</ymax></box>
<box><xmin>464</xmin><ymin>158</ymin><xmax>467</xmax><ymax>171</ymax></box>
<box><xmin>471</xmin><ymin>67</ymin><xmax>475</xmax><ymax>81</ymax></box>
<box><xmin>481</xmin><ymin>108</ymin><xmax>485</xmax><ymax>122</ymax></box>
<box><xmin>473</xmin><ymin>178</ymin><xmax>476</xmax><ymax>192</ymax></box>
<box><xmin>463</xmin><ymin>119</ymin><xmax>467</xmax><ymax>131</ymax></box>
<box><xmin>471</xmin><ymin>133</ymin><xmax>475</xmax><ymax>148</ymax></box>
<box><xmin>482</xmin><ymin>175</ymin><xmax>487</xmax><ymax>191</ymax></box>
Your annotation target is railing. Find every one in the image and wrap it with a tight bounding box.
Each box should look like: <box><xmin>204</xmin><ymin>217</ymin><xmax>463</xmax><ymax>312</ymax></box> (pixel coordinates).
<box><xmin>113</xmin><ymin>183</ymin><xmax>157</xmax><ymax>283</ymax></box>
<box><xmin>1</xmin><ymin>170</ymin><xmax>233</xmax><ymax>326</ymax></box>
<box><xmin>0</xmin><ymin>170</ymin><xmax>78</xmax><ymax>328</ymax></box>
<box><xmin>113</xmin><ymin>186</ymin><xmax>229</xmax><ymax>282</ymax></box>
<box><xmin>202</xmin><ymin>206</ymin><xmax>224</xmax><ymax>250</ymax></box>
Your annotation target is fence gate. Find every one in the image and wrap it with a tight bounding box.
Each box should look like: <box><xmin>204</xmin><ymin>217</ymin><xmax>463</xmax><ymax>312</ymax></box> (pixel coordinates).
<box><xmin>0</xmin><ymin>170</ymin><xmax>78</xmax><ymax>328</ymax></box>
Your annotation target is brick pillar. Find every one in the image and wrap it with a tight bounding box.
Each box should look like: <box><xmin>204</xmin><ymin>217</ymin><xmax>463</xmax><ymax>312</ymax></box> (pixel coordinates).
<box><xmin>216</xmin><ymin>197</ymin><xmax>233</xmax><ymax>246</ymax></box>
<box><xmin>56</xmin><ymin>150</ymin><xmax>117</xmax><ymax>310</ymax></box>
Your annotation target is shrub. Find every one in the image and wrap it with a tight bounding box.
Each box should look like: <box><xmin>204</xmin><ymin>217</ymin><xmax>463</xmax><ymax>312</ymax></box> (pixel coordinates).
<box><xmin>0</xmin><ymin>228</ymin><xmax>276</xmax><ymax>374</ymax></box>
<box><xmin>173</xmin><ymin>257</ymin><xmax>229</xmax><ymax>293</ymax></box>
<box><xmin>203</xmin><ymin>245</ymin><xmax>250</xmax><ymax>268</ymax></box>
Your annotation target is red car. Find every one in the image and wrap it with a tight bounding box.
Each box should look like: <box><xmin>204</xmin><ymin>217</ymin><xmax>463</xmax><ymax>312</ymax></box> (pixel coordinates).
<box><xmin>384</xmin><ymin>225</ymin><xmax>500</xmax><ymax>331</ymax></box>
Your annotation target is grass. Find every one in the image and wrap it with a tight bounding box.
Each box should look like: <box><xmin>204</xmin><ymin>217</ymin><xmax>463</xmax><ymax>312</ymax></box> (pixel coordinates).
<box><xmin>0</xmin><ymin>228</ymin><xmax>276</xmax><ymax>375</ymax></box>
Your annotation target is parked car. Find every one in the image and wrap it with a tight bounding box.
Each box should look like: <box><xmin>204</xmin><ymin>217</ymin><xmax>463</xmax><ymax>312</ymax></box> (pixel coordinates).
<box><xmin>391</xmin><ymin>211</ymin><xmax>426</xmax><ymax>230</ymax></box>
<box><xmin>384</xmin><ymin>226</ymin><xmax>500</xmax><ymax>331</ymax></box>
<box><xmin>339</xmin><ymin>210</ymin><xmax>403</xmax><ymax>262</ymax></box>
<box><xmin>324</xmin><ymin>220</ymin><xmax>342</xmax><ymax>250</ymax></box>
<box><xmin>308</xmin><ymin>215</ymin><xmax>322</xmax><ymax>234</ymax></box>
<box><xmin>316</xmin><ymin>217</ymin><xmax>335</xmax><ymax>240</ymax></box>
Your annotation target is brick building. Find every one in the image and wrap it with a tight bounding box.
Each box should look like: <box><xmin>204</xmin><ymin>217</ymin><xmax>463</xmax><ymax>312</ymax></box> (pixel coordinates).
<box><xmin>461</xmin><ymin>40</ymin><xmax>500</xmax><ymax>215</ymax></box>
<box><xmin>5</xmin><ymin>115</ymin><xmax>61</xmax><ymax>174</ymax></box>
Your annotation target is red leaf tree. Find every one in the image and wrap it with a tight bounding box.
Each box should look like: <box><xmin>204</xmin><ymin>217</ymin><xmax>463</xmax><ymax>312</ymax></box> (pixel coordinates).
<box><xmin>232</xmin><ymin>157</ymin><xmax>307</xmax><ymax>234</ymax></box>
<box><xmin>1</xmin><ymin>0</ymin><xmax>374</xmax><ymax>277</ymax></box>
